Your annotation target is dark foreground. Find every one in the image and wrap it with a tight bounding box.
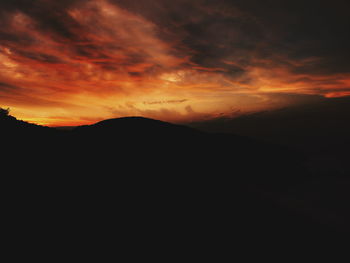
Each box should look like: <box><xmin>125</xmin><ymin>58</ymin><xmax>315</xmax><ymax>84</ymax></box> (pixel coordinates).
<box><xmin>1</xmin><ymin>112</ymin><xmax>349</xmax><ymax>255</ymax></box>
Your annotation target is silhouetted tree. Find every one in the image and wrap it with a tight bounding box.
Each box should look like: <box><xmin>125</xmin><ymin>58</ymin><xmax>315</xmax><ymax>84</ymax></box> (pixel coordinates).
<box><xmin>0</xmin><ymin>107</ymin><xmax>10</xmax><ymax>118</ymax></box>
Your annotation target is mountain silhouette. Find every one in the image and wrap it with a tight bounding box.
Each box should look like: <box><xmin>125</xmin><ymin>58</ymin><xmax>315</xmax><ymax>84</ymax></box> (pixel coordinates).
<box><xmin>76</xmin><ymin>116</ymin><xmax>196</xmax><ymax>133</ymax></box>
<box><xmin>67</xmin><ymin>116</ymin><xmax>307</xmax><ymax>185</ymax></box>
<box><xmin>190</xmin><ymin>96</ymin><xmax>350</xmax><ymax>175</ymax></box>
<box><xmin>1</xmin><ymin>110</ymin><xmax>349</xmax><ymax>248</ymax></box>
<box><xmin>2</xmin><ymin>112</ymin><xmax>303</xmax><ymax>178</ymax></box>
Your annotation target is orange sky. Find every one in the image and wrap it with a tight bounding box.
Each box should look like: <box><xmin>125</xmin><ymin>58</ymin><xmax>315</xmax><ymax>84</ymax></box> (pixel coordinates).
<box><xmin>0</xmin><ymin>0</ymin><xmax>349</xmax><ymax>126</ymax></box>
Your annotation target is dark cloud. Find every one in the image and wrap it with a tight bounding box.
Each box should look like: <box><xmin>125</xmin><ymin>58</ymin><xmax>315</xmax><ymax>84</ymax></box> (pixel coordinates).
<box><xmin>0</xmin><ymin>31</ymin><xmax>36</xmax><ymax>46</ymax></box>
<box><xmin>0</xmin><ymin>82</ymin><xmax>21</xmax><ymax>91</ymax></box>
<box><xmin>15</xmin><ymin>51</ymin><xmax>63</xmax><ymax>64</ymax></box>
<box><xmin>113</xmin><ymin>0</ymin><xmax>350</xmax><ymax>76</ymax></box>
<box><xmin>143</xmin><ymin>99</ymin><xmax>188</xmax><ymax>105</ymax></box>
<box><xmin>2</xmin><ymin>0</ymin><xmax>349</xmax><ymax>76</ymax></box>
<box><xmin>0</xmin><ymin>0</ymin><xmax>86</xmax><ymax>45</ymax></box>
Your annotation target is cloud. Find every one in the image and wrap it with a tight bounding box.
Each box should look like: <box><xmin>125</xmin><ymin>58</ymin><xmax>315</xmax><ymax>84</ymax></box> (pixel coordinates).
<box><xmin>0</xmin><ymin>0</ymin><xmax>349</xmax><ymax>125</ymax></box>
<box><xmin>143</xmin><ymin>99</ymin><xmax>188</xmax><ymax>105</ymax></box>
<box><xmin>115</xmin><ymin>0</ymin><xmax>350</xmax><ymax>81</ymax></box>
<box><xmin>0</xmin><ymin>81</ymin><xmax>20</xmax><ymax>91</ymax></box>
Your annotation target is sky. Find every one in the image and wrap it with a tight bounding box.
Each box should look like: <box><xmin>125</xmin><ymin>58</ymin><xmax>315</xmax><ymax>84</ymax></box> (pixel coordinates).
<box><xmin>0</xmin><ymin>0</ymin><xmax>349</xmax><ymax>126</ymax></box>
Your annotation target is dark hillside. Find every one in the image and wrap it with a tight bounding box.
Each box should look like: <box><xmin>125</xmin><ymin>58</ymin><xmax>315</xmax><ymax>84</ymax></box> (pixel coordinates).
<box><xmin>1</xmin><ymin>109</ymin><xmax>348</xmax><ymax>247</ymax></box>
<box><xmin>189</xmin><ymin>97</ymin><xmax>350</xmax><ymax>175</ymax></box>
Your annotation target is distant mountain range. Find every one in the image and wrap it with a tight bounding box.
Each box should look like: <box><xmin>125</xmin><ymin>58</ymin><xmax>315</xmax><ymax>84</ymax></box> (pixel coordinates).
<box><xmin>189</xmin><ymin>96</ymin><xmax>350</xmax><ymax>175</ymax></box>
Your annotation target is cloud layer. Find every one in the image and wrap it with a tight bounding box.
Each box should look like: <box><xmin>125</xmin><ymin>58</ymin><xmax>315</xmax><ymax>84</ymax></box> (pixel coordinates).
<box><xmin>0</xmin><ymin>0</ymin><xmax>349</xmax><ymax>125</ymax></box>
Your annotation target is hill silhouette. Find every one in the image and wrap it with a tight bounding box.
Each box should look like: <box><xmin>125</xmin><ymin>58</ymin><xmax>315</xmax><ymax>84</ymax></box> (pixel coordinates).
<box><xmin>68</xmin><ymin>116</ymin><xmax>307</xmax><ymax>184</ymax></box>
<box><xmin>1</xmin><ymin>109</ymin><xmax>349</xmax><ymax>249</ymax></box>
<box><xmin>2</xmin><ymin>111</ymin><xmax>304</xmax><ymax>181</ymax></box>
<box><xmin>190</xmin><ymin>96</ymin><xmax>350</xmax><ymax>175</ymax></box>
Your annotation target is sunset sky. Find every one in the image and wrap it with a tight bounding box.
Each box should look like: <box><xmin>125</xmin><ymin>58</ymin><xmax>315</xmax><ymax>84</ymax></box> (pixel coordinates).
<box><xmin>0</xmin><ymin>0</ymin><xmax>349</xmax><ymax>126</ymax></box>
